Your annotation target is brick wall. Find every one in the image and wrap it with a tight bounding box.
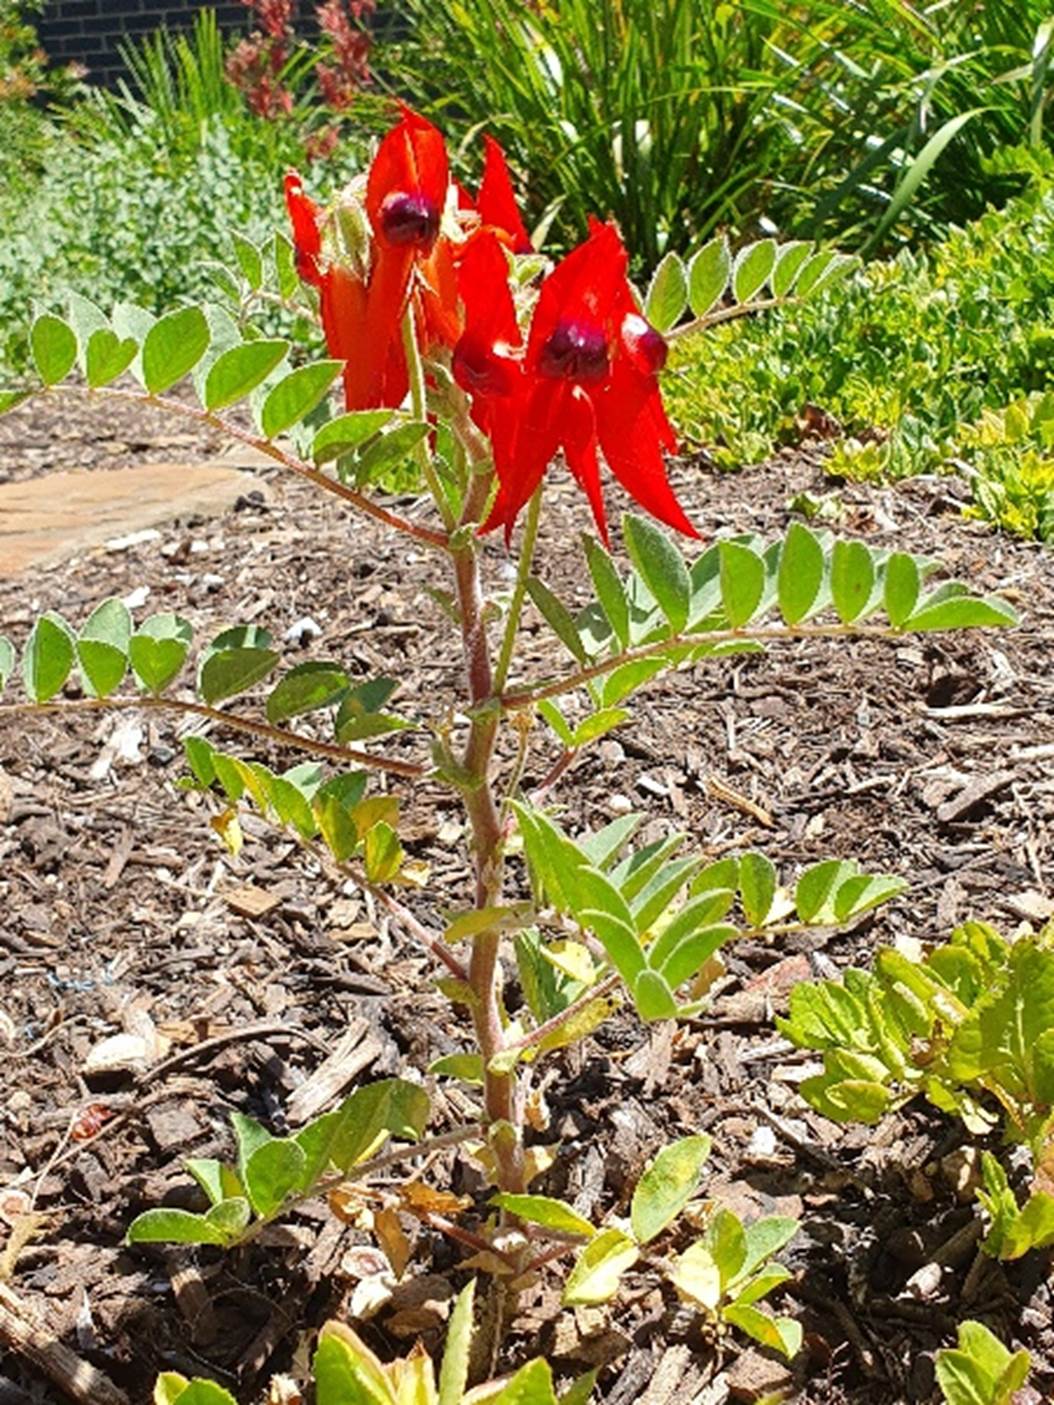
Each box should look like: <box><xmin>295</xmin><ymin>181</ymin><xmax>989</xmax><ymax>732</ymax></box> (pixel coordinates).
<box><xmin>35</xmin><ymin>2</ymin><xmax>250</xmax><ymax>85</ymax></box>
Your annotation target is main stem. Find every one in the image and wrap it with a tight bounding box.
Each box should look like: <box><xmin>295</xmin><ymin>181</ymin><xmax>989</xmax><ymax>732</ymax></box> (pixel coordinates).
<box><xmin>453</xmin><ymin>476</ymin><xmax>525</xmax><ymax>1196</ymax></box>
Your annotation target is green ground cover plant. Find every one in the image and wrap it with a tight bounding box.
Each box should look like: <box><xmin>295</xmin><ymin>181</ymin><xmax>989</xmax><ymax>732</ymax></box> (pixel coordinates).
<box><xmin>0</xmin><ymin>103</ymin><xmax>1035</xmax><ymax>1397</ymax></box>
<box><xmin>664</xmin><ymin>177</ymin><xmax>1054</xmax><ymax>542</ymax></box>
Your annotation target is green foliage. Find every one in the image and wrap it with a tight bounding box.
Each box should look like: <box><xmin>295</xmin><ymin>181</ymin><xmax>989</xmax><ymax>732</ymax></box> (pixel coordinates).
<box><xmin>127</xmin><ymin>1079</ymin><xmax>430</xmax><ymax>1248</ymax></box>
<box><xmin>976</xmin><ymin>1153</ymin><xmax>1054</xmax><ymax>1262</ymax></box>
<box><xmin>936</xmin><ymin>1320</ymin><xmax>1032</xmax><ymax>1405</ymax></box>
<box><xmin>154</xmin><ymin>1281</ymin><xmax>592</xmax><ymax>1405</ymax></box>
<box><xmin>778</xmin><ymin>921</ymin><xmax>1054</xmax><ymax>1165</ymax></box>
<box><xmin>555</xmin><ymin>1141</ymin><xmax>800</xmax><ymax>1357</ymax></box>
<box><xmin>520</xmin><ymin>518</ymin><xmax>1015</xmax><ymax>728</ymax></box>
<box><xmin>664</xmin><ymin>179</ymin><xmax>1054</xmax><ymax>542</ymax></box>
<box><xmin>512</xmin><ymin>802</ymin><xmax>906</xmax><ymax>1026</ymax></box>
<box><xmin>667</xmin><ymin>1208</ymin><xmax>801</xmax><ymax>1359</ymax></box>
<box><xmin>384</xmin><ymin>0</ymin><xmax>1054</xmax><ymax>263</ymax></box>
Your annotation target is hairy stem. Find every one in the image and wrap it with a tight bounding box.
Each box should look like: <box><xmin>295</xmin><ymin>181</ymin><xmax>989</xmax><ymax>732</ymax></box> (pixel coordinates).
<box><xmin>450</xmin><ymin>479</ymin><xmax>525</xmax><ymax>1197</ymax></box>
<box><xmin>401</xmin><ymin>304</ymin><xmax>456</xmax><ymax>531</ymax></box>
<box><xmin>43</xmin><ymin>385</ymin><xmax>450</xmax><ymax>552</ymax></box>
<box><xmin>0</xmin><ymin>696</ymin><xmax>425</xmax><ymax>779</ymax></box>
<box><xmin>493</xmin><ymin>486</ymin><xmax>543</xmax><ymax>694</ymax></box>
<box><xmin>666</xmin><ymin>294</ymin><xmax>791</xmax><ymax>343</ymax></box>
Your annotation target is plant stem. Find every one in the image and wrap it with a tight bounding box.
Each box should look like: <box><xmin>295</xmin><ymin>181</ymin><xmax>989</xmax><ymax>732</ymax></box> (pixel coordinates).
<box><xmin>501</xmin><ymin>621</ymin><xmax>899</xmax><ymax>710</ymax></box>
<box><xmin>502</xmin><ymin>973</ymin><xmax>621</xmax><ymax>1058</ymax></box>
<box><xmin>666</xmin><ymin>294</ymin><xmax>792</xmax><ymax>343</ymax></box>
<box><xmin>401</xmin><ymin>303</ymin><xmax>456</xmax><ymax>531</ymax></box>
<box><xmin>493</xmin><ymin>486</ymin><xmax>543</xmax><ymax>694</ymax></box>
<box><xmin>449</xmin><ymin>473</ymin><xmax>525</xmax><ymax>1197</ymax></box>
<box><xmin>44</xmin><ymin>385</ymin><xmax>450</xmax><ymax>552</ymax></box>
<box><xmin>0</xmin><ymin>696</ymin><xmax>425</xmax><ymax>779</ymax></box>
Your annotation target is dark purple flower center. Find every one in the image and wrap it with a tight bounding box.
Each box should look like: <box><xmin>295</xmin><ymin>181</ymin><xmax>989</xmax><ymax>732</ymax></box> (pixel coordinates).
<box><xmin>538</xmin><ymin>319</ymin><xmax>609</xmax><ymax>383</ymax></box>
<box><xmin>380</xmin><ymin>190</ymin><xmax>439</xmax><ymax>248</ymax></box>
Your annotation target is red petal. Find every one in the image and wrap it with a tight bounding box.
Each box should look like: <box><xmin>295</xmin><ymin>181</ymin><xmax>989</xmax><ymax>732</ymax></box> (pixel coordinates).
<box><xmin>480</xmin><ymin>377</ymin><xmax>563</xmax><ymax>542</ymax></box>
<box><xmin>366</xmin><ymin>106</ymin><xmax>449</xmax><ymax>251</ymax></box>
<box><xmin>560</xmin><ymin>386</ymin><xmax>608</xmax><ymax>545</ymax></box>
<box><xmin>285</xmin><ymin>170</ymin><xmax>323</xmax><ymax>285</ymax></box>
<box><xmin>417</xmin><ymin>237</ymin><xmax>464</xmax><ymax>351</ymax></box>
<box><xmin>594</xmin><ymin>358</ymin><xmax>698</xmax><ymax>538</ymax></box>
<box><xmin>477</xmin><ymin>136</ymin><xmax>532</xmax><ymax>255</ymax></box>
<box><xmin>456</xmin><ymin>231</ymin><xmax>520</xmax><ymax>347</ymax></box>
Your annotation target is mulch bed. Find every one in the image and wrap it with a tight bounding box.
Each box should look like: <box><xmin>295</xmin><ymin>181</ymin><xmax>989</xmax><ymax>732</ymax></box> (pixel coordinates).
<box><xmin>0</xmin><ymin>394</ymin><xmax>1052</xmax><ymax>1405</ymax></box>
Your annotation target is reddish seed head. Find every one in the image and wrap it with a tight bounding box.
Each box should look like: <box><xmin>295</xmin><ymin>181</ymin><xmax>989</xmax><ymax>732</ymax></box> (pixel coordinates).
<box><xmin>622</xmin><ymin>313</ymin><xmax>668</xmax><ymax>374</ymax></box>
<box><xmin>538</xmin><ymin>319</ymin><xmax>609</xmax><ymax>383</ymax></box>
<box><xmin>379</xmin><ymin>191</ymin><xmax>439</xmax><ymax>248</ymax></box>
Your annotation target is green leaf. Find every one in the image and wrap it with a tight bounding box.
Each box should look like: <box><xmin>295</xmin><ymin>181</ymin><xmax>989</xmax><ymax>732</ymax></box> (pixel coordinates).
<box><xmin>66</xmin><ymin>291</ymin><xmax>108</xmax><ymax>365</ymax></box>
<box><xmin>0</xmin><ymin>390</ymin><xmax>29</xmax><ymax>417</ymax></box>
<box><xmin>230</xmin><ymin>231</ymin><xmax>263</xmax><ymax>290</ymax></box>
<box><xmin>428</xmin><ymin>1053</ymin><xmax>484</xmax><ymax>1085</ymax></box>
<box><xmin>22</xmin><ymin>613</ymin><xmax>74</xmax><ymax>702</ymax></box>
<box><xmin>274</xmin><ymin>232</ymin><xmax>300</xmax><ymax>301</ymax></box>
<box><xmin>719</xmin><ymin>542</ymin><xmax>765</xmax><ymax>626</ymax></box>
<box><xmin>204</xmin><ymin>340</ymin><xmax>289</xmax><ymax>412</ymax></box>
<box><xmin>570</xmin><ymin>708</ymin><xmax>629</xmax><ymax>748</ymax></box>
<box><xmin>559</xmin><ymin>1369</ymin><xmax>599</xmax><ymax>1405</ymax></box>
<box><xmin>870</xmin><ymin>109</ymin><xmax>984</xmax><ymax>251</ymax></box>
<box><xmin>732</xmin><ymin>239</ymin><xmax>777</xmax><ymax>303</ymax></box>
<box><xmin>364</xmin><ymin>821</ymin><xmax>403</xmax><ymax>883</ymax></box>
<box><xmin>777</xmin><ymin>522</ymin><xmax>824</xmax><ymax>625</ymax></box>
<box><xmin>85</xmin><ymin>328</ymin><xmax>138</xmax><ymax>388</ymax></box>
<box><xmin>354</xmin><ymin>421</ymin><xmax>431</xmax><ymax>485</ymax></box>
<box><xmin>722</xmin><ymin>1303</ymin><xmax>802</xmax><ymax>1359</ymax></box>
<box><xmin>632</xmin><ymin>969</ymin><xmax>678</xmax><ymax>1021</ymax></box>
<box><xmin>831</xmin><ymin>539</ymin><xmax>876</xmax><ymax>624</ymax></box>
<box><xmin>266</xmin><ymin>662</ymin><xmax>349</xmax><ymax>724</ymax></box>
<box><xmin>261</xmin><ymin>361</ymin><xmax>343</xmax><ymax>439</ymax></box>
<box><xmin>142</xmin><ymin>307</ymin><xmax>211</xmax><ymax>395</ymax></box>
<box><xmin>740</xmin><ymin>851</ymin><xmax>777</xmax><ymax>927</ymax></box>
<box><xmin>438</xmin><ymin>1280</ymin><xmax>475</xmax><ymax>1405</ymax></box>
<box><xmin>491</xmin><ymin>1360</ymin><xmax>559</xmax><ymax>1405</ymax></box>
<box><xmin>243</xmin><ymin>1138</ymin><xmax>307</xmax><ymax>1219</ymax></box>
<box><xmin>645</xmin><ymin>252</ymin><xmax>688</xmax><ymax>333</ymax></box>
<box><xmin>313</xmin><ymin>1330</ymin><xmax>394</xmax><ymax>1405</ymax></box>
<box><xmin>624</xmin><ymin>514</ymin><xmax>690</xmax><ymax>634</ymax></box>
<box><xmin>563</xmin><ymin>1227</ymin><xmax>639</xmax><ymax>1305</ymax></box>
<box><xmin>493</xmin><ymin>1194</ymin><xmax>595</xmax><ymax>1239</ymax></box>
<box><xmin>31</xmin><ymin>314</ymin><xmax>77</xmax><ymax>386</ymax></box>
<box><xmin>297</xmin><ymin>1079</ymin><xmax>430</xmax><ymax>1186</ymax></box>
<box><xmin>76</xmin><ymin>598</ymin><xmax>132</xmax><ymax>699</ymax></box>
<box><xmin>631</xmin><ymin>1135</ymin><xmax>711</xmax><ymax>1244</ymax></box>
<box><xmin>771</xmin><ymin>241</ymin><xmax>814</xmax><ymax>299</ymax></box>
<box><xmin>883</xmin><ymin>552</ymin><xmax>920</xmax><ymax>627</ymax></box>
<box><xmin>526</xmin><ymin>577</ymin><xmax>587</xmax><ymax>663</ymax></box>
<box><xmin>166</xmin><ymin>1382</ymin><xmax>239</xmax><ymax>1405</ymax></box>
<box><xmin>185</xmin><ymin>1158</ymin><xmax>242</xmax><ymax>1207</ymax></box>
<box><xmin>582</xmin><ymin>534</ymin><xmax>629</xmax><ymax>647</ymax></box>
<box><xmin>129</xmin><ymin>613</ymin><xmax>193</xmax><ymax>695</ymax></box>
<box><xmin>537</xmin><ymin>698</ymin><xmax>574</xmax><ymax>747</ymax></box>
<box><xmin>0</xmin><ymin>636</ymin><xmax>14</xmax><ymax>695</ymax></box>
<box><xmin>687</xmin><ymin>236</ymin><xmax>731</xmax><ymax>318</ymax></box>
<box><xmin>833</xmin><ymin>874</ymin><xmax>907</xmax><ymax>921</ymax></box>
<box><xmin>737</xmin><ymin>1216</ymin><xmax>799</xmax><ymax>1283</ymax></box>
<box><xmin>313</xmin><ymin>410</ymin><xmax>394</xmax><ymax>464</ymax></box>
<box><xmin>126</xmin><ymin>1200</ymin><xmax>249</xmax><ymax>1246</ymax></box>
<box><xmin>904</xmin><ymin>596</ymin><xmax>1018</xmax><ymax>632</ymax></box>
<box><xmin>199</xmin><ymin>626</ymin><xmax>279</xmax><ymax>704</ymax></box>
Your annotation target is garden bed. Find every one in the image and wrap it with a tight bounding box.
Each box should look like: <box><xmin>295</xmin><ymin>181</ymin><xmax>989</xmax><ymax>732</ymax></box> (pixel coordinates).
<box><xmin>0</xmin><ymin>395</ymin><xmax>1052</xmax><ymax>1404</ymax></box>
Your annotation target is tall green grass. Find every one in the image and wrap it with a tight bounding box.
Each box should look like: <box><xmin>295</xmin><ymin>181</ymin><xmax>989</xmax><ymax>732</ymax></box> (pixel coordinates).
<box><xmin>382</xmin><ymin>0</ymin><xmax>1054</xmax><ymax>262</ymax></box>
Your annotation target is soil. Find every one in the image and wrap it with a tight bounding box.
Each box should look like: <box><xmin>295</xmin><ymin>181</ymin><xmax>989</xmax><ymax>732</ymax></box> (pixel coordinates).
<box><xmin>0</xmin><ymin>391</ymin><xmax>1052</xmax><ymax>1405</ymax></box>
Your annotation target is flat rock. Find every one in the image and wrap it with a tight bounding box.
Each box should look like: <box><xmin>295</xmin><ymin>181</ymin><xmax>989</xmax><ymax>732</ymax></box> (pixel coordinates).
<box><xmin>0</xmin><ymin>463</ymin><xmax>264</xmax><ymax>575</ymax></box>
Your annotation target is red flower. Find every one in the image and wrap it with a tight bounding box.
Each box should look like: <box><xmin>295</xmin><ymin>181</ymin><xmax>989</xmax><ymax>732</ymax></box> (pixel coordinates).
<box><xmin>285</xmin><ymin>106</ymin><xmax>460</xmax><ymax>411</ymax></box>
<box><xmin>475</xmin><ymin>137</ymin><xmax>533</xmax><ymax>255</ymax></box>
<box><xmin>456</xmin><ymin>222</ymin><xmax>696</xmax><ymax>545</ymax></box>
